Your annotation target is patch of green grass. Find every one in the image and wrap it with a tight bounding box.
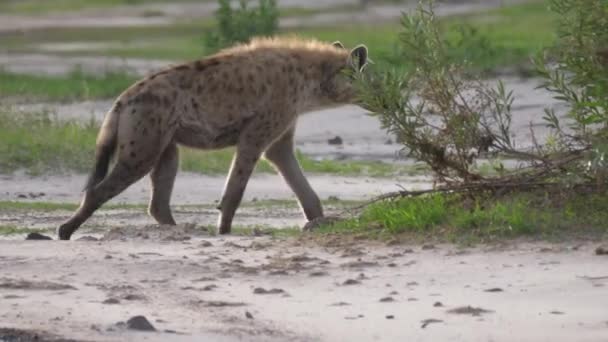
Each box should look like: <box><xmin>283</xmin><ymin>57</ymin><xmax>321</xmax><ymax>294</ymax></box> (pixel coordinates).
<box><xmin>0</xmin><ymin>225</ymin><xmax>46</xmax><ymax>236</ymax></box>
<box><xmin>0</xmin><ymin>110</ymin><xmax>98</xmax><ymax>174</ymax></box>
<box><xmin>0</xmin><ymin>69</ymin><xmax>136</xmax><ymax>102</ymax></box>
<box><xmin>317</xmin><ymin>191</ymin><xmax>608</xmax><ymax>243</ymax></box>
<box><xmin>0</xmin><ymin>201</ymin><xmax>78</xmax><ymax>212</ymax></box>
<box><xmin>0</xmin><ymin>109</ymin><xmax>402</xmax><ymax>177</ymax></box>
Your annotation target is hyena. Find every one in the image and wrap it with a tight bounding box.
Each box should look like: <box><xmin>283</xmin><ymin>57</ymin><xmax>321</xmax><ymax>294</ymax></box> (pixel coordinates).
<box><xmin>57</xmin><ymin>37</ymin><xmax>368</xmax><ymax>240</ymax></box>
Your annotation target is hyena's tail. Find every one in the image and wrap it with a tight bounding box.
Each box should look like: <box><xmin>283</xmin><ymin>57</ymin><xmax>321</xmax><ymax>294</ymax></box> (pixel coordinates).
<box><xmin>83</xmin><ymin>102</ymin><xmax>121</xmax><ymax>191</ymax></box>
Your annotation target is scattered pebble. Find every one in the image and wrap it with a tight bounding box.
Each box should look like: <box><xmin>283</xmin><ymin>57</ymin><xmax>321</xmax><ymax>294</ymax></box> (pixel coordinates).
<box><xmin>421</xmin><ymin>244</ymin><xmax>435</xmax><ymax>250</ymax></box>
<box><xmin>123</xmin><ymin>294</ymin><xmax>146</xmax><ymax>301</ymax></box>
<box><xmin>126</xmin><ymin>316</ymin><xmax>156</xmax><ymax>331</ymax></box>
<box><xmin>25</xmin><ymin>232</ymin><xmax>52</xmax><ymax>240</ymax></box>
<box><xmin>103</xmin><ymin>298</ymin><xmax>120</xmax><ymax>305</ymax></box>
<box><xmin>76</xmin><ymin>236</ymin><xmax>98</xmax><ymax>241</ymax></box>
<box><xmin>329</xmin><ymin>302</ymin><xmax>351</xmax><ymax>306</ymax></box>
<box><xmin>433</xmin><ymin>301</ymin><xmax>443</xmax><ymax>307</ymax></box>
<box><xmin>199</xmin><ymin>241</ymin><xmax>213</xmax><ymax>247</ymax></box>
<box><xmin>253</xmin><ymin>287</ymin><xmax>285</xmax><ymax>295</ymax></box>
<box><xmin>202</xmin><ymin>284</ymin><xmax>218</xmax><ymax>291</ymax></box>
<box><xmin>421</xmin><ymin>318</ymin><xmax>443</xmax><ymax>329</ymax></box>
<box><xmin>328</xmin><ymin>136</ymin><xmax>343</xmax><ymax>145</ymax></box>
<box><xmin>447</xmin><ymin>306</ymin><xmax>493</xmax><ymax>316</ymax></box>
<box><xmin>245</xmin><ymin>311</ymin><xmax>254</xmax><ymax>319</ymax></box>
<box><xmin>379</xmin><ymin>297</ymin><xmax>395</xmax><ymax>303</ymax></box>
<box><xmin>386</xmin><ymin>315</ymin><xmax>395</xmax><ymax>320</ymax></box>
<box><xmin>484</xmin><ymin>287</ymin><xmax>504</xmax><ymax>292</ymax></box>
<box><xmin>550</xmin><ymin>311</ymin><xmax>565</xmax><ymax>315</ymax></box>
<box><xmin>309</xmin><ymin>271</ymin><xmax>328</xmax><ymax>277</ymax></box>
<box><xmin>342</xmin><ymin>279</ymin><xmax>361</xmax><ymax>286</ymax></box>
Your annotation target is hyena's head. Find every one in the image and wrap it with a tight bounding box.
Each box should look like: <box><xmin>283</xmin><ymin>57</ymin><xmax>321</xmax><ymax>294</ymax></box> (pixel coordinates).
<box><xmin>317</xmin><ymin>41</ymin><xmax>369</xmax><ymax>106</ymax></box>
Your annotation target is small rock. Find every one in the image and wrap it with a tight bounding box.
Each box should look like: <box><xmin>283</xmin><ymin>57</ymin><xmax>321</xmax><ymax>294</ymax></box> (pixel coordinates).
<box><xmin>77</xmin><ymin>236</ymin><xmax>98</xmax><ymax>241</ymax></box>
<box><xmin>309</xmin><ymin>271</ymin><xmax>328</xmax><ymax>277</ymax></box>
<box><xmin>103</xmin><ymin>298</ymin><xmax>120</xmax><ymax>305</ymax></box>
<box><xmin>342</xmin><ymin>279</ymin><xmax>361</xmax><ymax>286</ymax></box>
<box><xmin>253</xmin><ymin>287</ymin><xmax>285</xmax><ymax>295</ymax></box>
<box><xmin>245</xmin><ymin>311</ymin><xmax>254</xmax><ymax>319</ymax></box>
<box><xmin>126</xmin><ymin>316</ymin><xmax>156</xmax><ymax>331</ymax></box>
<box><xmin>104</xmin><ymin>255</ymin><xmax>113</xmax><ymax>259</ymax></box>
<box><xmin>379</xmin><ymin>297</ymin><xmax>395</xmax><ymax>303</ymax></box>
<box><xmin>550</xmin><ymin>310</ymin><xmax>565</xmax><ymax>315</ymax></box>
<box><xmin>25</xmin><ymin>232</ymin><xmax>52</xmax><ymax>240</ymax></box>
<box><xmin>433</xmin><ymin>301</ymin><xmax>443</xmax><ymax>307</ymax></box>
<box><xmin>484</xmin><ymin>287</ymin><xmax>504</xmax><ymax>292</ymax></box>
<box><xmin>199</xmin><ymin>241</ymin><xmax>213</xmax><ymax>247</ymax></box>
<box><xmin>123</xmin><ymin>294</ymin><xmax>146</xmax><ymax>301</ymax></box>
<box><xmin>386</xmin><ymin>315</ymin><xmax>395</xmax><ymax>319</ymax></box>
<box><xmin>202</xmin><ymin>284</ymin><xmax>218</xmax><ymax>291</ymax></box>
<box><xmin>329</xmin><ymin>302</ymin><xmax>351</xmax><ymax>306</ymax></box>
<box><xmin>421</xmin><ymin>244</ymin><xmax>435</xmax><ymax>250</ymax></box>
<box><xmin>447</xmin><ymin>306</ymin><xmax>493</xmax><ymax>316</ymax></box>
<box><xmin>421</xmin><ymin>318</ymin><xmax>443</xmax><ymax>329</ymax></box>
<box><xmin>595</xmin><ymin>246</ymin><xmax>608</xmax><ymax>255</ymax></box>
<box><xmin>328</xmin><ymin>136</ymin><xmax>343</xmax><ymax>145</ymax></box>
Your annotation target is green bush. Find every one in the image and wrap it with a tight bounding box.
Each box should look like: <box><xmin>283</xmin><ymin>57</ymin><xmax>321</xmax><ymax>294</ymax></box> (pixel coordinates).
<box><xmin>204</xmin><ymin>0</ymin><xmax>279</xmax><ymax>51</ymax></box>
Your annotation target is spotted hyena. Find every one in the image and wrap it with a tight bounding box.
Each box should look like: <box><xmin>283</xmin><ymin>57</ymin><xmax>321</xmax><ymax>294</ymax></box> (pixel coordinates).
<box><xmin>57</xmin><ymin>37</ymin><xmax>369</xmax><ymax>240</ymax></box>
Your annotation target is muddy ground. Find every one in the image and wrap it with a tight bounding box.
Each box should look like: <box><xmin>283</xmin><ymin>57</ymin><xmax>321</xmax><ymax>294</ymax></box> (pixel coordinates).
<box><xmin>1</xmin><ymin>231</ymin><xmax>607</xmax><ymax>342</ymax></box>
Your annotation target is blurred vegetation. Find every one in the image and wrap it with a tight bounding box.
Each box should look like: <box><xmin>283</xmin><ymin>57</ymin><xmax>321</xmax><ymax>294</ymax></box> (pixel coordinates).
<box><xmin>0</xmin><ymin>68</ymin><xmax>136</xmax><ymax>102</ymax></box>
<box><xmin>203</xmin><ymin>0</ymin><xmax>279</xmax><ymax>52</ymax></box>
<box><xmin>0</xmin><ymin>109</ymin><xmax>405</xmax><ymax>177</ymax></box>
<box><xmin>1</xmin><ymin>2</ymin><xmax>555</xmax><ymax>75</ymax></box>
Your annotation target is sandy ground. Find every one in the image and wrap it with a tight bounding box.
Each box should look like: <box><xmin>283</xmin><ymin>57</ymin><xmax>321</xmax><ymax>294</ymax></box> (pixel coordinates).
<box><xmin>1</xmin><ymin>233</ymin><xmax>607</xmax><ymax>342</ymax></box>
<box><xmin>0</xmin><ymin>171</ymin><xmax>432</xmax><ymax>233</ymax></box>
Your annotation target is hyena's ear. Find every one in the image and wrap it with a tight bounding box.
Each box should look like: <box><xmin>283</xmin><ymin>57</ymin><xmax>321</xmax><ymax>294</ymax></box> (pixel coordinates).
<box><xmin>349</xmin><ymin>44</ymin><xmax>368</xmax><ymax>72</ymax></box>
<box><xmin>332</xmin><ymin>41</ymin><xmax>345</xmax><ymax>49</ymax></box>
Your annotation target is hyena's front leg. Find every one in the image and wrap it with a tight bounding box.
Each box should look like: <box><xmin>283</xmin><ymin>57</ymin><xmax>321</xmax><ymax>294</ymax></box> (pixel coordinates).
<box><xmin>264</xmin><ymin>128</ymin><xmax>323</xmax><ymax>221</ymax></box>
<box><xmin>217</xmin><ymin>144</ymin><xmax>262</xmax><ymax>234</ymax></box>
<box><xmin>217</xmin><ymin>113</ymin><xmax>293</xmax><ymax>234</ymax></box>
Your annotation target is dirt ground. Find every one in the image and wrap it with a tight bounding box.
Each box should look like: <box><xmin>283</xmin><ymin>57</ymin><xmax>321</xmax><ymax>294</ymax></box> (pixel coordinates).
<box><xmin>1</xmin><ymin>231</ymin><xmax>607</xmax><ymax>342</ymax></box>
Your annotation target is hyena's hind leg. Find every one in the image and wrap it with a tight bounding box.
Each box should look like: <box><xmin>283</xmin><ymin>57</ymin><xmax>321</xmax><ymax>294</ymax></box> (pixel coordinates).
<box><xmin>58</xmin><ymin>161</ymin><xmax>154</xmax><ymax>240</ymax></box>
<box><xmin>148</xmin><ymin>142</ymin><xmax>178</xmax><ymax>225</ymax></box>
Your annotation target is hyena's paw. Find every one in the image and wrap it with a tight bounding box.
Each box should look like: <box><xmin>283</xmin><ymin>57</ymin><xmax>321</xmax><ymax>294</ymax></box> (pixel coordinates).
<box><xmin>57</xmin><ymin>224</ymin><xmax>74</xmax><ymax>240</ymax></box>
<box><xmin>302</xmin><ymin>216</ymin><xmax>342</xmax><ymax>232</ymax></box>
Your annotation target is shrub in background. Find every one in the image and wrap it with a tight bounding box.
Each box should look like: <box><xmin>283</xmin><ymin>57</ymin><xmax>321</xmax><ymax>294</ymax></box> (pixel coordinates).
<box><xmin>204</xmin><ymin>0</ymin><xmax>279</xmax><ymax>51</ymax></box>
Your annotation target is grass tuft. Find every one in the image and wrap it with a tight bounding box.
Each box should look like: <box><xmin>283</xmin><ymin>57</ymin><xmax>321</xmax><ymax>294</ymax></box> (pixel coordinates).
<box><xmin>0</xmin><ymin>69</ymin><xmax>136</xmax><ymax>102</ymax></box>
<box><xmin>317</xmin><ymin>191</ymin><xmax>608</xmax><ymax>242</ymax></box>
